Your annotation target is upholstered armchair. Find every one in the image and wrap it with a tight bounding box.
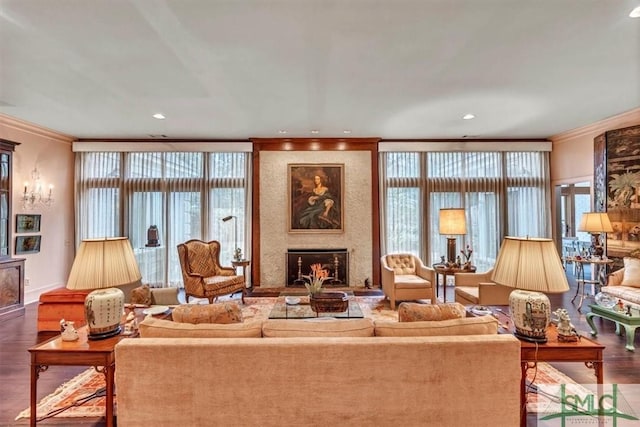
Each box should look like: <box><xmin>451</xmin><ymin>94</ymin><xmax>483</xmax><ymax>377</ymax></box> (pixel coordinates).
<box><xmin>454</xmin><ymin>268</ymin><xmax>512</xmax><ymax>306</ymax></box>
<box><xmin>380</xmin><ymin>254</ymin><xmax>435</xmax><ymax>309</ymax></box>
<box><xmin>177</xmin><ymin>239</ymin><xmax>245</xmax><ymax>304</ymax></box>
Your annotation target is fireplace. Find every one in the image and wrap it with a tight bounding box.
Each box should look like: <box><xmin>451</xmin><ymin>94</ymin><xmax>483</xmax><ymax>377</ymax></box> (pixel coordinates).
<box><xmin>286</xmin><ymin>249</ymin><xmax>349</xmax><ymax>287</ymax></box>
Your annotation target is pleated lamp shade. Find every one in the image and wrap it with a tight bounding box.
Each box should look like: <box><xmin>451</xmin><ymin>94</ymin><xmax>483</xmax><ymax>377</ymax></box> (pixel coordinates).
<box><xmin>66</xmin><ymin>237</ymin><xmax>141</xmax><ymax>340</ymax></box>
<box><xmin>492</xmin><ymin>236</ymin><xmax>569</xmax><ymax>294</ymax></box>
<box><xmin>577</xmin><ymin>212</ymin><xmax>614</xmax><ymax>234</ymax></box>
<box><xmin>67</xmin><ymin>237</ymin><xmax>141</xmax><ymax>290</ymax></box>
<box><xmin>492</xmin><ymin>236</ymin><xmax>568</xmax><ymax>343</ymax></box>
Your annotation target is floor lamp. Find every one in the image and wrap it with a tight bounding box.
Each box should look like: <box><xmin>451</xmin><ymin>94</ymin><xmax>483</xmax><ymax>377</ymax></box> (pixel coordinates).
<box><xmin>66</xmin><ymin>237</ymin><xmax>142</xmax><ymax>340</ymax></box>
<box><xmin>578</xmin><ymin>212</ymin><xmax>613</xmax><ymax>257</ymax></box>
<box><xmin>492</xmin><ymin>236</ymin><xmax>569</xmax><ymax>343</ymax></box>
<box><xmin>439</xmin><ymin>208</ymin><xmax>466</xmax><ymax>266</ymax></box>
<box><xmin>222</xmin><ymin>215</ymin><xmax>241</xmax><ymax>261</ymax></box>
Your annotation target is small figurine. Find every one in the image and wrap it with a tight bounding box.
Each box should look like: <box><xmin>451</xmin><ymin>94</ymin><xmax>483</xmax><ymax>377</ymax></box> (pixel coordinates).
<box><xmin>234</xmin><ymin>247</ymin><xmax>243</xmax><ymax>261</ymax></box>
<box><xmin>553</xmin><ymin>308</ymin><xmax>579</xmax><ymax>342</ymax></box>
<box><xmin>60</xmin><ymin>319</ymin><xmax>79</xmax><ymax>342</ymax></box>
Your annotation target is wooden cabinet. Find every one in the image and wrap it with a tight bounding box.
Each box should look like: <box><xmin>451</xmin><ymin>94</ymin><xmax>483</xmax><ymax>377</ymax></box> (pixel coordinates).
<box><xmin>0</xmin><ymin>139</ymin><xmax>24</xmax><ymax>321</ymax></box>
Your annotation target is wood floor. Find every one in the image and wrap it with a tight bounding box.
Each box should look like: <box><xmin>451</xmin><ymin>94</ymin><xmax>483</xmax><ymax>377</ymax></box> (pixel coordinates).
<box><xmin>0</xmin><ymin>271</ymin><xmax>638</xmax><ymax>427</ymax></box>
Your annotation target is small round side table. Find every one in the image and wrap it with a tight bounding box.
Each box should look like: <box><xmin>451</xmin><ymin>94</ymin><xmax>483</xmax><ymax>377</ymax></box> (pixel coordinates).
<box><xmin>232</xmin><ymin>259</ymin><xmax>251</xmax><ymax>290</ymax></box>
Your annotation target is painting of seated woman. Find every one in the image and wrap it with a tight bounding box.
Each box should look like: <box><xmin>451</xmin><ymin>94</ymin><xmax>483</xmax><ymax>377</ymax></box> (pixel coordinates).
<box><xmin>289</xmin><ymin>164</ymin><xmax>343</xmax><ymax>232</ymax></box>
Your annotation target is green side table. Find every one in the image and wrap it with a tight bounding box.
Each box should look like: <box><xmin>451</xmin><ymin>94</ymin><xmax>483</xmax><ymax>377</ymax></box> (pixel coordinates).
<box><xmin>586</xmin><ymin>303</ymin><xmax>640</xmax><ymax>352</ymax></box>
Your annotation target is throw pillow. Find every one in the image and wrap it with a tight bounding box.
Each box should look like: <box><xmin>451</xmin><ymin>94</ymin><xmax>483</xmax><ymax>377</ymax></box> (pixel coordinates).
<box><xmin>621</xmin><ymin>257</ymin><xmax>640</xmax><ymax>288</ymax></box>
<box><xmin>172</xmin><ymin>303</ymin><xmax>243</xmax><ymax>324</ymax></box>
<box><xmin>398</xmin><ymin>302</ymin><xmax>466</xmax><ymax>322</ymax></box>
<box><xmin>139</xmin><ymin>317</ymin><xmax>262</xmax><ymax>338</ymax></box>
<box><xmin>374</xmin><ymin>316</ymin><xmax>498</xmax><ymax>337</ymax></box>
<box><xmin>130</xmin><ymin>285</ymin><xmax>152</xmax><ymax>306</ymax></box>
<box><xmin>150</xmin><ymin>287</ymin><xmax>180</xmax><ymax>305</ymax></box>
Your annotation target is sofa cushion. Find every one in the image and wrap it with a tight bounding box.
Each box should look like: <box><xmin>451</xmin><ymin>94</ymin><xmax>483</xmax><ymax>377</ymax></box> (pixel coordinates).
<box><xmin>374</xmin><ymin>316</ymin><xmax>498</xmax><ymax>337</ymax></box>
<box><xmin>398</xmin><ymin>302</ymin><xmax>466</xmax><ymax>322</ymax></box>
<box><xmin>138</xmin><ymin>316</ymin><xmax>262</xmax><ymax>338</ymax></box>
<box><xmin>262</xmin><ymin>318</ymin><xmax>374</xmax><ymax>337</ymax></box>
<box><xmin>172</xmin><ymin>303</ymin><xmax>243</xmax><ymax>324</ymax></box>
<box><xmin>621</xmin><ymin>257</ymin><xmax>640</xmax><ymax>288</ymax></box>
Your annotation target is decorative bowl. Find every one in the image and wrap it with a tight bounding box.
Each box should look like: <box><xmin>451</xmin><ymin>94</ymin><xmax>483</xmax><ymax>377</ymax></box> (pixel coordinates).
<box><xmin>595</xmin><ymin>292</ymin><xmax>616</xmax><ymax>309</ymax></box>
<box><xmin>309</xmin><ymin>291</ymin><xmax>349</xmax><ymax>313</ymax></box>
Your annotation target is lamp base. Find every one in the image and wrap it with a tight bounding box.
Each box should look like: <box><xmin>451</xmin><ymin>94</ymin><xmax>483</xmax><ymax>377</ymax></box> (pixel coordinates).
<box><xmin>88</xmin><ymin>326</ymin><xmax>122</xmax><ymax>341</ymax></box>
<box><xmin>446</xmin><ymin>237</ymin><xmax>457</xmax><ymax>265</ymax></box>
<box><xmin>509</xmin><ymin>289</ymin><xmax>550</xmax><ymax>344</ymax></box>
<box><xmin>85</xmin><ymin>288</ymin><xmax>125</xmax><ymax>341</ymax></box>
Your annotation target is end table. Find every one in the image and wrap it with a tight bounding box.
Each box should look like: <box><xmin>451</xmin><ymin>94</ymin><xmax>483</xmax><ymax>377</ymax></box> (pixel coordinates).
<box><xmin>232</xmin><ymin>259</ymin><xmax>251</xmax><ymax>289</ymax></box>
<box><xmin>433</xmin><ymin>264</ymin><xmax>476</xmax><ymax>303</ymax></box>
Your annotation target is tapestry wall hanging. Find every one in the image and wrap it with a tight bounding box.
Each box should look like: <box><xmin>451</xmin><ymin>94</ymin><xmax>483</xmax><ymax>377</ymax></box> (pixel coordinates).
<box><xmin>288</xmin><ymin>163</ymin><xmax>344</xmax><ymax>233</ymax></box>
<box><xmin>594</xmin><ymin>124</ymin><xmax>640</xmax><ymax>259</ymax></box>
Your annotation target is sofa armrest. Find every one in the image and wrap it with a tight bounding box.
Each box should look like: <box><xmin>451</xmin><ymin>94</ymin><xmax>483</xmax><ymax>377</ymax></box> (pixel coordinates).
<box><xmin>478</xmin><ymin>282</ymin><xmax>512</xmax><ymax>305</ymax></box>
<box><xmin>607</xmin><ymin>268</ymin><xmax>624</xmax><ymax>286</ymax></box>
<box><xmin>454</xmin><ymin>269</ymin><xmax>494</xmax><ymax>287</ymax></box>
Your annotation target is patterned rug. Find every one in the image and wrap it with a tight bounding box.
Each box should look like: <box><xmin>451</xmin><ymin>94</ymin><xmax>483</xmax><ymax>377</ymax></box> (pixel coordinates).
<box><xmin>16</xmin><ymin>296</ymin><xmax>579</xmax><ymax>421</ymax></box>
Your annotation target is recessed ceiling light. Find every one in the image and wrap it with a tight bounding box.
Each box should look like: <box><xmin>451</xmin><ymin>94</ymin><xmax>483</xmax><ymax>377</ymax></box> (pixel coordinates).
<box><xmin>310</xmin><ymin>130</ymin><xmax>319</xmax><ymax>134</ymax></box>
<box><xmin>343</xmin><ymin>130</ymin><xmax>352</xmax><ymax>134</ymax></box>
<box><xmin>278</xmin><ymin>130</ymin><xmax>288</xmax><ymax>134</ymax></box>
<box><xmin>152</xmin><ymin>113</ymin><xmax>166</xmax><ymax>119</ymax></box>
<box><xmin>462</xmin><ymin>113</ymin><xmax>476</xmax><ymax>120</ymax></box>
<box><xmin>630</xmin><ymin>6</ymin><xmax>640</xmax><ymax>17</ymax></box>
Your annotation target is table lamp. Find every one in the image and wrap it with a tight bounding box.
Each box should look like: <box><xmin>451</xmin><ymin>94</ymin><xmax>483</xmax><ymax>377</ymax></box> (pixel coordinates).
<box><xmin>578</xmin><ymin>212</ymin><xmax>613</xmax><ymax>257</ymax></box>
<box><xmin>66</xmin><ymin>237</ymin><xmax>142</xmax><ymax>340</ymax></box>
<box><xmin>439</xmin><ymin>208</ymin><xmax>467</xmax><ymax>266</ymax></box>
<box><xmin>492</xmin><ymin>236</ymin><xmax>569</xmax><ymax>343</ymax></box>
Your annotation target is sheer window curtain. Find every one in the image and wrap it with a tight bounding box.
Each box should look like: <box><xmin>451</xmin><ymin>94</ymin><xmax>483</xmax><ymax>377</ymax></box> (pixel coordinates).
<box><xmin>381</xmin><ymin>150</ymin><xmax>551</xmax><ymax>272</ymax></box>
<box><xmin>75</xmin><ymin>151</ymin><xmax>250</xmax><ymax>288</ymax></box>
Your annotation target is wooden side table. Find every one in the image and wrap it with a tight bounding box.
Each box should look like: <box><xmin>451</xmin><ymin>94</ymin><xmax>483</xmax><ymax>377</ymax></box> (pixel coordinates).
<box><xmin>469</xmin><ymin>306</ymin><xmax>605</xmax><ymax>427</ymax></box>
<box><xmin>433</xmin><ymin>264</ymin><xmax>476</xmax><ymax>302</ymax></box>
<box><xmin>232</xmin><ymin>259</ymin><xmax>251</xmax><ymax>289</ymax></box>
<box><xmin>28</xmin><ymin>326</ymin><xmax>123</xmax><ymax>427</ymax></box>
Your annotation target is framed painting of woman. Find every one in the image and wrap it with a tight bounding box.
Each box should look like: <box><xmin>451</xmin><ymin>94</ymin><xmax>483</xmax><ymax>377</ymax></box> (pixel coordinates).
<box><xmin>288</xmin><ymin>164</ymin><xmax>344</xmax><ymax>233</ymax></box>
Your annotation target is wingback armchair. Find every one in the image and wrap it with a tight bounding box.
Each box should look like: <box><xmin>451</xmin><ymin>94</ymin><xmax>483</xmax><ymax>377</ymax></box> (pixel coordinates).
<box><xmin>177</xmin><ymin>239</ymin><xmax>245</xmax><ymax>304</ymax></box>
<box><xmin>380</xmin><ymin>254</ymin><xmax>435</xmax><ymax>309</ymax></box>
<box><xmin>454</xmin><ymin>268</ymin><xmax>512</xmax><ymax>306</ymax></box>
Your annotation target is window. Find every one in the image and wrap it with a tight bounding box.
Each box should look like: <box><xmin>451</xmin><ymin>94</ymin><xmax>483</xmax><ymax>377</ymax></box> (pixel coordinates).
<box><xmin>76</xmin><ymin>151</ymin><xmax>249</xmax><ymax>287</ymax></box>
<box><xmin>382</xmin><ymin>150</ymin><xmax>550</xmax><ymax>271</ymax></box>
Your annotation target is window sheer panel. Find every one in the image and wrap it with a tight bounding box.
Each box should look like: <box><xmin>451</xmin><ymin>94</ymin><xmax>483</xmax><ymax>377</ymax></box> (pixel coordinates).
<box><xmin>76</xmin><ymin>151</ymin><xmax>249</xmax><ymax>289</ymax></box>
<box><xmin>381</xmin><ymin>150</ymin><xmax>551</xmax><ymax>271</ymax></box>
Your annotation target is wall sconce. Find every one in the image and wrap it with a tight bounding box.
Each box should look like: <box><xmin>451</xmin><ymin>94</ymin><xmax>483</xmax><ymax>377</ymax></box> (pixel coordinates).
<box><xmin>22</xmin><ymin>168</ymin><xmax>54</xmax><ymax>210</ymax></box>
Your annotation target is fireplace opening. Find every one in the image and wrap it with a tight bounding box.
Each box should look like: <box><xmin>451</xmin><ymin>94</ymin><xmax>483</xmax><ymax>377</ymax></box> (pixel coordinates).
<box><xmin>286</xmin><ymin>249</ymin><xmax>349</xmax><ymax>287</ymax></box>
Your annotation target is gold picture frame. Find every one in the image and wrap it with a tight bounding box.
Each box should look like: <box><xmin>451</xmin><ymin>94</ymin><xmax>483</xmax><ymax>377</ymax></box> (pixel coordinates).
<box><xmin>288</xmin><ymin>163</ymin><xmax>344</xmax><ymax>233</ymax></box>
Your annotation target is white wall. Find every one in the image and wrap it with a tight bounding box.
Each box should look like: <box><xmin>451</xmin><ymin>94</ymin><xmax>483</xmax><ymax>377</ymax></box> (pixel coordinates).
<box><xmin>0</xmin><ymin>114</ymin><xmax>75</xmax><ymax>303</ymax></box>
<box><xmin>259</xmin><ymin>151</ymin><xmax>373</xmax><ymax>287</ymax></box>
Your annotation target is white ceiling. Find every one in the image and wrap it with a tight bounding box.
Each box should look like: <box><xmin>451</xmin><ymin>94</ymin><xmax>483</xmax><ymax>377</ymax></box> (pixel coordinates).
<box><xmin>1</xmin><ymin>0</ymin><xmax>639</xmax><ymax>140</ymax></box>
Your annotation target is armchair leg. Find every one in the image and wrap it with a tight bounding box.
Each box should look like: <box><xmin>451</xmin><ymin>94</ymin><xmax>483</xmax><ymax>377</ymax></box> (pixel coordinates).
<box><xmin>390</xmin><ymin>298</ymin><xmax>396</xmax><ymax>310</ymax></box>
<box><xmin>241</xmin><ymin>288</ymin><xmax>245</xmax><ymax>304</ymax></box>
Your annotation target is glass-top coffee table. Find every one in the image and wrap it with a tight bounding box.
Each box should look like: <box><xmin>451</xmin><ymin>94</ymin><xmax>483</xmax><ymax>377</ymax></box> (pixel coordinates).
<box><xmin>268</xmin><ymin>290</ymin><xmax>364</xmax><ymax>319</ymax></box>
<box><xmin>586</xmin><ymin>302</ymin><xmax>640</xmax><ymax>351</ymax></box>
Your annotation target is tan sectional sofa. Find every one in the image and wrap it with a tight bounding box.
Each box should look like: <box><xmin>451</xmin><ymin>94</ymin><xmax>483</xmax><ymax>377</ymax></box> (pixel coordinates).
<box><xmin>115</xmin><ymin>315</ymin><xmax>521</xmax><ymax>426</ymax></box>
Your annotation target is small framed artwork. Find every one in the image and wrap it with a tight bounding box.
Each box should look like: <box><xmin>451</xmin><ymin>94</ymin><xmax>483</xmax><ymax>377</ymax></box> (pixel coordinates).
<box><xmin>15</xmin><ymin>214</ymin><xmax>41</xmax><ymax>233</ymax></box>
<box><xmin>288</xmin><ymin>163</ymin><xmax>344</xmax><ymax>233</ymax></box>
<box><xmin>15</xmin><ymin>235</ymin><xmax>41</xmax><ymax>255</ymax></box>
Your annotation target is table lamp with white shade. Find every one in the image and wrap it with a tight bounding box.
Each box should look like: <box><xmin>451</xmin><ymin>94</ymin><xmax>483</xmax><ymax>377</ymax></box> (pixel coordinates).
<box><xmin>578</xmin><ymin>212</ymin><xmax>613</xmax><ymax>257</ymax></box>
<box><xmin>66</xmin><ymin>237</ymin><xmax>142</xmax><ymax>340</ymax></box>
<box><xmin>439</xmin><ymin>208</ymin><xmax>467</xmax><ymax>266</ymax></box>
<box><xmin>492</xmin><ymin>236</ymin><xmax>570</xmax><ymax>343</ymax></box>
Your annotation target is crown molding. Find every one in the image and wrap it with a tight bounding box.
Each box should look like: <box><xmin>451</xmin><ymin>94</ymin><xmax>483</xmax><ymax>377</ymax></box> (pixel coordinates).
<box><xmin>0</xmin><ymin>113</ymin><xmax>75</xmax><ymax>144</ymax></box>
<box><xmin>550</xmin><ymin>108</ymin><xmax>640</xmax><ymax>144</ymax></box>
